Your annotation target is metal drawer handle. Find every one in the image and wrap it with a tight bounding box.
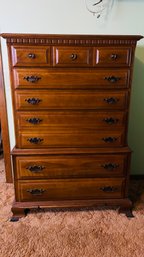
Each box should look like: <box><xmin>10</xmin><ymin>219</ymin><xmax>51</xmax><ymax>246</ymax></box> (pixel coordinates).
<box><xmin>27</xmin><ymin>137</ymin><xmax>44</xmax><ymax>144</ymax></box>
<box><xmin>28</xmin><ymin>53</ymin><xmax>36</xmax><ymax>59</ymax></box>
<box><xmin>101</xmin><ymin>163</ymin><xmax>119</xmax><ymax>170</ymax></box>
<box><xmin>26</xmin><ymin>165</ymin><xmax>45</xmax><ymax>173</ymax></box>
<box><xmin>102</xmin><ymin>137</ymin><xmax>117</xmax><ymax>143</ymax></box>
<box><xmin>103</xmin><ymin>117</ymin><xmax>119</xmax><ymax>124</ymax></box>
<box><xmin>70</xmin><ymin>53</ymin><xmax>77</xmax><ymax>60</ymax></box>
<box><xmin>104</xmin><ymin>76</ymin><xmax>121</xmax><ymax>83</ymax></box>
<box><xmin>26</xmin><ymin>118</ymin><xmax>43</xmax><ymax>124</ymax></box>
<box><xmin>100</xmin><ymin>186</ymin><xmax>118</xmax><ymax>192</ymax></box>
<box><xmin>25</xmin><ymin>98</ymin><xmax>41</xmax><ymax>105</ymax></box>
<box><xmin>27</xmin><ymin>189</ymin><xmax>46</xmax><ymax>195</ymax></box>
<box><xmin>104</xmin><ymin>97</ymin><xmax>119</xmax><ymax>104</ymax></box>
<box><xmin>24</xmin><ymin>76</ymin><xmax>41</xmax><ymax>83</ymax></box>
<box><xmin>110</xmin><ymin>54</ymin><xmax>118</xmax><ymax>60</ymax></box>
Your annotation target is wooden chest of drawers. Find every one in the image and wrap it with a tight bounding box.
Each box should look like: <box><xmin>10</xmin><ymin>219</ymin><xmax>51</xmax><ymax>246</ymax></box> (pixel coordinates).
<box><xmin>2</xmin><ymin>33</ymin><xmax>142</xmax><ymax>220</ymax></box>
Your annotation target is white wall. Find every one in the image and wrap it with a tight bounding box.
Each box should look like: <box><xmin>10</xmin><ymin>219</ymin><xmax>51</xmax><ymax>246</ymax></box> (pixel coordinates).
<box><xmin>0</xmin><ymin>0</ymin><xmax>144</xmax><ymax>35</ymax></box>
<box><xmin>0</xmin><ymin>0</ymin><xmax>144</xmax><ymax>173</ymax></box>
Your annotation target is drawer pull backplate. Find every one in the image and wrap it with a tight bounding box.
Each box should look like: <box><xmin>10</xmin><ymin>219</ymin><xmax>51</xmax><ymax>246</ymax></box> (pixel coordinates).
<box><xmin>102</xmin><ymin>137</ymin><xmax>117</xmax><ymax>143</ymax></box>
<box><xmin>104</xmin><ymin>97</ymin><xmax>119</xmax><ymax>104</ymax></box>
<box><xmin>26</xmin><ymin>165</ymin><xmax>45</xmax><ymax>173</ymax></box>
<box><xmin>104</xmin><ymin>76</ymin><xmax>121</xmax><ymax>83</ymax></box>
<box><xmin>100</xmin><ymin>186</ymin><xmax>118</xmax><ymax>192</ymax></box>
<box><xmin>103</xmin><ymin>117</ymin><xmax>119</xmax><ymax>124</ymax></box>
<box><xmin>26</xmin><ymin>118</ymin><xmax>43</xmax><ymax>124</ymax></box>
<box><xmin>27</xmin><ymin>189</ymin><xmax>46</xmax><ymax>195</ymax></box>
<box><xmin>25</xmin><ymin>98</ymin><xmax>41</xmax><ymax>105</ymax></box>
<box><xmin>27</xmin><ymin>137</ymin><xmax>44</xmax><ymax>144</ymax></box>
<box><xmin>24</xmin><ymin>76</ymin><xmax>41</xmax><ymax>83</ymax></box>
<box><xmin>101</xmin><ymin>163</ymin><xmax>119</xmax><ymax>170</ymax></box>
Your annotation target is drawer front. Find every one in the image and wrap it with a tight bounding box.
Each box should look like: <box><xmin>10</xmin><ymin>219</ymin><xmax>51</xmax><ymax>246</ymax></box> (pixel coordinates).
<box><xmin>14</xmin><ymin>154</ymin><xmax>128</xmax><ymax>179</ymax></box>
<box><xmin>11</xmin><ymin>46</ymin><xmax>50</xmax><ymax>66</ymax></box>
<box><xmin>95</xmin><ymin>47</ymin><xmax>132</xmax><ymax>67</ymax></box>
<box><xmin>52</xmin><ymin>46</ymin><xmax>93</xmax><ymax>67</ymax></box>
<box><xmin>16</xmin><ymin>111</ymin><xmax>127</xmax><ymax>130</ymax></box>
<box><xmin>15</xmin><ymin>178</ymin><xmax>125</xmax><ymax>201</ymax></box>
<box><xmin>15</xmin><ymin>90</ymin><xmax>128</xmax><ymax>110</ymax></box>
<box><xmin>13</xmin><ymin>69</ymin><xmax>130</xmax><ymax>89</ymax></box>
<box><xmin>17</xmin><ymin>130</ymin><xmax>125</xmax><ymax>148</ymax></box>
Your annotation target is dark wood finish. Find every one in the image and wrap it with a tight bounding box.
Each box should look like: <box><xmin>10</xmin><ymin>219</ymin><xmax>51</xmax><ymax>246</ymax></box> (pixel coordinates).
<box><xmin>13</xmin><ymin>68</ymin><xmax>130</xmax><ymax>89</ymax></box>
<box><xmin>12</xmin><ymin>146</ymin><xmax>132</xmax><ymax>155</ymax></box>
<box><xmin>17</xmin><ymin>130</ymin><xmax>125</xmax><ymax>148</ymax></box>
<box><xmin>0</xmin><ymin>39</ymin><xmax>13</xmax><ymax>183</ymax></box>
<box><xmin>53</xmin><ymin>46</ymin><xmax>93</xmax><ymax>67</ymax></box>
<box><xmin>1</xmin><ymin>33</ymin><xmax>142</xmax><ymax>219</ymax></box>
<box><xmin>11</xmin><ymin>45</ymin><xmax>50</xmax><ymax>67</ymax></box>
<box><xmin>14</xmin><ymin>153</ymin><xmax>128</xmax><ymax>179</ymax></box>
<box><xmin>10</xmin><ymin>198</ymin><xmax>132</xmax><ymax>221</ymax></box>
<box><xmin>15</xmin><ymin>178</ymin><xmax>125</xmax><ymax>202</ymax></box>
<box><xmin>16</xmin><ymin>111</ymin><xmax>127</xmax><ymax>130</ymax></box>
<box><xmin>15</xmin><ymin>90</ymin><xmax>128</xmax><ymax>110</ymax></box>
<box><xmin>94</xmin><ymin>47</ymin><xmax>133</xmax><ymax>67</ymax></box>
<box><xmin>11</xmin><ymin>45</ymin><xmax>133</xmax><ymax>68</ymax></box>
<box><xmin>1</xmin><ymin>33</ymin><xmax>142</xmax><ymax>45</ymax></box>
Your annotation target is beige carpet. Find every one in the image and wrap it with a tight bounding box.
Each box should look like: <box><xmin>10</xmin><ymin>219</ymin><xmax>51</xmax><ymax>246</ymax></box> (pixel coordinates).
<box><xmin>0</xmin><ymin>158</ymin><xmax>144</xmax><ymax>257</ymax></box>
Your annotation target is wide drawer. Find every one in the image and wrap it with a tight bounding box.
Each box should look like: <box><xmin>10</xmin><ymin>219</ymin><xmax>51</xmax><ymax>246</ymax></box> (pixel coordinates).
<box><xmin>13</xmin><ymin>69</ymin><xmax>130</xmax><ymax>89</ymax></box>
<box><xmin>94</xmin><ymin>47</ymin><xmax>132</xmax><ymax>67</ymax></box>
<box><xmin>15</xmin><ymin>90</ymin><xmax>128</xmax><ymax>110</ymax></box>
<box><xmin>15</xmin><ymin>178</ymin><xmax>125</xmax><ymax>202</ymax></box>
<box><xmin>14</xmin><ymin>154</ymin><xmax>129</xmax><ymax>179</ymax></box>
<box><xmin>16</xmin><ymin>111</ymin><xmax>127</xmax><ymax>130</ymax></box>
<box><xmin>52</xmin><ymin>46</ymin><xmax>93</xmax><ymax>67</ymax></box>
<box><xmin>17</xmin><ymin>130</ymin><xmax>125</xmax><ymax>148</ymax></box>
<box><xmin>11</xmin><ymin>46</ymin><xmax>51</xmax><ymax>66</ymax></box>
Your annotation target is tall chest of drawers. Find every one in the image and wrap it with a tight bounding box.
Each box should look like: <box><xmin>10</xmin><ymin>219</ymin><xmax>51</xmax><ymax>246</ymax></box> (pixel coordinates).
<box><xmin>2</xmin><ymin>34</ymin><xmax>142</xmax><ymax>220</ymax></box>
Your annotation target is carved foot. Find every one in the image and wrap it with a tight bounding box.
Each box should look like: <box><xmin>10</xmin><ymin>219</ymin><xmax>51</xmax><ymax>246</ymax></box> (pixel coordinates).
<box><xmin>10</xmin><ymin>207</ymin><xmax>30</xmax><ymax>221</ymax></box>
<box><xmin>118</xmin><ymin>199</ymin><xmax>134</xmax><ymax>218</ymax></box>
<box><xmin>10</xmin><ymin>216</ymin><xmax>20</xmax><ymax>222</ymax></box>
<box><xmin>119</xmin><ymin>207</ymin><xmax>134</xmax><ymax>218</ymax></box>
<box><xmin>125</xmin><ymin>209</ymin><xmax>134</xmax><ymax>218</ymax></box>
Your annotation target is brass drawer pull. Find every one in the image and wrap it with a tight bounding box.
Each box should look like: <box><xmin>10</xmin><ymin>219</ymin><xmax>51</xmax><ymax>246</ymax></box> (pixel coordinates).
<box><xmin>27</xmin><ymin>137</ymin><xmax>44</xmax><ymax>144</ymax></box>
<box><xmin>27</xmin><ymin>189</ymin><xmax>46</xmax><ymax>195</ymax></box>
<box><xmin>26</xmin><ymin>118</ymin><xmax>43</xmax><ymax>124</ymax></box>
<box><xmin>100</xmin><ymin>186</ymin><xmax>118</xmax><ymax>192</ymax></box>
<box><xmin>25</xmin><ymin>98</ymin><xmax>41</xmax><ymax>105</ymax></box>
<box><xmin>102</xmin><ymin>137</ymin><xmax>117</xmax><ymax>143</ymax></box>
<box><xmin>110</xmin><ymin>54</ymin><xmax>118</xmax><ymax>60</ymax></box>
<box><xmin>101</xmin><ymin>163</ymin><xmax>119</xmax><ymax>170</ymax></box>
<box><xmin>70</xmin><ymin>53</ymin><xmax>77</xmax><ymax>60</ymax></box>
<box><xmin>26</xmin><ymin>165</ymin><xmax>45</xmax><ymax>173</ymax></box>
<box><xmin>104</xmin><ymin>97</ymin><xmax>119</xmax><ymax>104</ymax></box>
<box><xmin>24</xmin><ymin>76</ymin><xmax>41</xmax><ymax>83</ymax></box>
<box><xmin>28</xmin><ymin>53</ymin><xmax>36</xmax><ymax>59</ymax></box>
<box><xmin>103</xmin><ymin>117</ymin><xmax>119</xmax><ymax>124</ymax></box>
<box><xmin>104</xmin><ymin>76</ymin><xmax>121</xmax><ymax>83</ymax></box>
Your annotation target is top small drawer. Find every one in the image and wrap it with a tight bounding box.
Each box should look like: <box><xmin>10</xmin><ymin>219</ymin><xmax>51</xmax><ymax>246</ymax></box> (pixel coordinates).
<box><xmin>94</xmin><ymin>47</ymin><xmax>132</xmax><ymax>67</ymax></box>
<box><xmin>53</xmin><ymin>46</ymin><xmax>93</xmax><ymax>67</ymax></box>
<box><xmin>11</xmin><ymin>45</ymin><xmax>51</xmax><ymax>66</ymax></box>
<box><xmin>10</xmin><ymin>45</ymin><xmax>132</xmax><ymax>67</ymax></box>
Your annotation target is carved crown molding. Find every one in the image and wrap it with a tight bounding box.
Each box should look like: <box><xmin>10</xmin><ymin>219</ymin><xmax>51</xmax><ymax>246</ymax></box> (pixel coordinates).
<box><xmin>1</xmin><ymin>34</ymin><xmax>143</xmax><ymax>46</ymax></box>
